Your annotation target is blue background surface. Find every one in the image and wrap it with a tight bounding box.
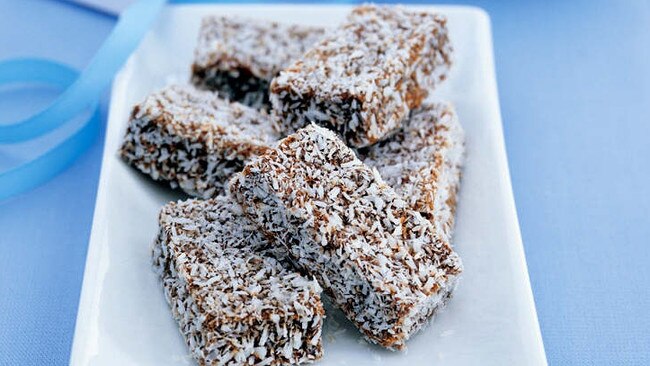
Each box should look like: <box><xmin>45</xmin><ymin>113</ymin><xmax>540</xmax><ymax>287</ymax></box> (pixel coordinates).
<box><xmin>1</xmin><ymin>0</ymin><xmax>649</xmax><ymax>364</ymax></box>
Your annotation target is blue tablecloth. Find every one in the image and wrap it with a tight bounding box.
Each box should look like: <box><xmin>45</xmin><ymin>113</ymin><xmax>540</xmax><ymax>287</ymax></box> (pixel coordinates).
<box><xmin>1</xmin><ymin>0</ymin><xmax>649</xmax><ymax>364</ymax></box>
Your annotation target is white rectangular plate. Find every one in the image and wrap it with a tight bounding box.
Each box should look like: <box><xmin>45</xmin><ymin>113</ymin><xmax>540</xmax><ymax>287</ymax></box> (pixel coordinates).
<box><xmin>70</xmin><ymin>5</ymin><xmax>547</xmax><ymax>366</ymax></box>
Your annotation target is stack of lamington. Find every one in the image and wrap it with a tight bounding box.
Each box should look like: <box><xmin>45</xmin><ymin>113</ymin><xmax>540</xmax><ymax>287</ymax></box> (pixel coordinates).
<box><xmin>122</xmin><ymin>5</ymin><xmax>465</xmax><ymax>365</ymax></box>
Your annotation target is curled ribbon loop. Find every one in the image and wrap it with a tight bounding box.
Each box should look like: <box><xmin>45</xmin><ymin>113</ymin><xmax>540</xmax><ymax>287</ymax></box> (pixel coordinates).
<box><xmin>0</xmin><ymin>0</ymin><xmax>166</xmax><ymax>200</ymax></box>
<box><xmin>0</xmin><ymin>60</ymin><xmax>100</xmax><ymax>200</ymax></box>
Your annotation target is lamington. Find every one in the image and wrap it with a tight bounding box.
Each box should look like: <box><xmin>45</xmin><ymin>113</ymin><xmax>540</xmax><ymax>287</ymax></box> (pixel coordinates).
<box><xmin>192</xmin><ymin>16</ymin><xmax>326</xmax><ymax>108</ymax></box>
<box><xmin>230</xmin><ymin>124</ymin><xmax>463</xmax><ymax>350</ymax></box>
<box><xmin>361</xmin><ymin>102</ymin><xmax>465</xmax><ymax>242</ymax></box>
<box><xmin>120</xmin><ymin>84</ymin><xmax>276</xmax><ymax>198</ymax></box>
<box><xmin>270</xmin><ymin>5</ymin><xmax>453</xmax><ymax>147</ymax></box>
<box><xmin>153</xmin><ymin>197</ymin><xmax>324</xmax><ymax>365</ymax></box>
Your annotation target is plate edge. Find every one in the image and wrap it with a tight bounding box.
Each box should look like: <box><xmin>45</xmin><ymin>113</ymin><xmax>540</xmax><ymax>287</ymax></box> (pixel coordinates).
<box><xmin>474</xmin><ymin>10</ymin><xmax>549</xmax><ymax>366</ymax></box>
<box><xmin>68</xmin><ymin>54</ymin><xmax>136</xmax><ymax>366</ymax></box>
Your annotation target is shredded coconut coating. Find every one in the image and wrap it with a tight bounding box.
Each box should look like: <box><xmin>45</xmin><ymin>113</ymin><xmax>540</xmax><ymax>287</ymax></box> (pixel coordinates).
<box><xmin>192</xmin><ymin>16</ymin><xmax>326</xmax><ymax>108</ymax></box>
<box><xmin>153</xmin><ymin>197</ymin><xmax>324</xmax><ymax>365</ymax></box>
<box><xmin>230</xmin><ymin>124</ymin><xmax>463</xmax><ymax>350</ymax></box>
<box><xmin>120</xmin><ymin>84</ymin><xmax>277</xmax><ymax>198</ymax></box>
<box><xmin>270</xmin><ymin>5</ymin><xmax>452</xmax><ymax>148</ymax></box>
<box><xmin>361</xmin><ymin>102</ymin><xmax>465</xmax><ymax>242</ymax></box>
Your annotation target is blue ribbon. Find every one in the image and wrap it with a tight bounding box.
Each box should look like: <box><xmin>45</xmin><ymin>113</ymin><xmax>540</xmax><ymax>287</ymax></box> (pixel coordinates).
<box><xmin>0</xmin><ymin>0</ymin><xmax>166</xmax><ymax>200</ymax></box>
